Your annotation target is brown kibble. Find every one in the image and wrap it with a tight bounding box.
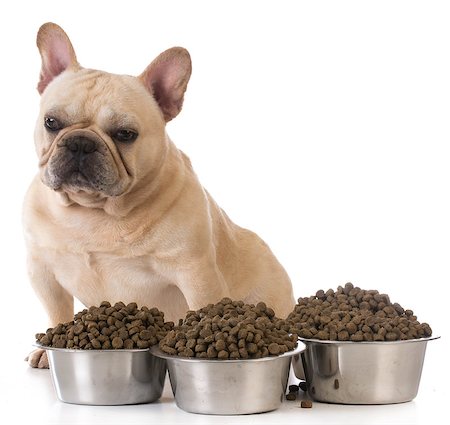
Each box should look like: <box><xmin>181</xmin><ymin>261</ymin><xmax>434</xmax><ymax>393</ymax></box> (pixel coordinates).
<box><xmin>128</xmin><ymin>327</ymin><xmax>140</xmax><ymax>336</ymax></box>
<box><xmin>73</xmin><ymin>323</ymin><xmax>84</xmax><ymax>335</ymax></box>
<box><xmin>182</xmin><ymin>348</ymin><xmax>195</xmax><ymax>357</ymax></box>
<box><xmin>91</xmin><ymin>338</ymin><xmax>101</xmax><ymax>349</ymax></box>
<box><xmin>156</xmin><ymin>299</ymin><xmax>298</xmax><ymax>359</ymax></box>
<box><xmin>337</xmin><ymin>330</ymin><xmax>349</xmax><ymax>341</ymax></box>
<box><xmin>126</xmin><ymin>302</ymin><xmax>138</xmax><ymax>313</ymax></box>
<box><xmin>350</xmin><ymin>331</ymin><xmax>364</xmax><ymax>342</ymax></box>
<box><xmin>266</xmin><ymin>307</ymin><xmax>275</xmax><ymax>318</ymax></box>
<box><xmin>359</xmin><ymin>301</ymin><xmax>370</xmax><ymax>310</ymax></box>
<box><xmin>186</xmin><ymin>338</ymin><xmax>196</xmax><ymax>349</ymax></box>
<box><xmin>227</xmin><ymin>350</ymin><xmax>238</xmax><ymax>359</ymax></box>
<box><xmin>136</xmin><ymin>339</ymin><xmax>150</xmax><ymax>349</ymax></box>
<box><xmin>35</xmin><ymin>302</ymin><xmax>174</xmax><ymax>350</ymax></box>
<box><xmin>301</xmin><ymin>400</ymin><xmax>313</xmax><ymax>408</ymax></box>
<box><xmin>299</xmin><ymin>329</ymin><xmax>313</xmax><ymax>339</ymax></box>
<box><xmin>363</xmin><ymin>332</ymin><xmax>373</xmax><ymax>341</ymax></box>
<box><xmin>195</xmin><ymin>343</ymin><xmax>207</xmax><ymax>352</ymax></box>
<box><xmin>268</xmin><ymin>343</ymin><xmax>280</xmax><ymax>355</ymax></box>
<box><xmin>238</xmin><ymin>347</ymin><xmax>249</xmax><ymax>358</ymax></box>
<box><xmin>161</xmin><ymin>345</ymin><xmax>177</xmax><ymax>355</ymax></box>
<box><xmin>228</xmin><ymin>342</ymin><xmax>238</xmax><ymax>352</ymax></box>
<box><xmin>111</xmin><ymin>312</ymin><xmax>123</xmax><ymax>321</ymax></box>
<box><xmin>101</xmin><ymin>327</ymin><xmax>112</xmax><ymax>336</ymax></box>
<box><xmin>286</xmin><ymin>392</ymin><xmax>297</xmax><ymax>401</ymax></box>
<box><xmin>123</xmin><ymin>339</ymin><xmax>134</xmax><ymax>349</ymax></box>
<box><xmin>214</xmin><ymin>331</ymin><xmax>225</xmax><ymax>341</ymax></box>
<box><xmin>164</xmin><ymin>336</ymin><xmax>176</xmax><ymax>347</ymax></box>
<box><xmin>200</xmin><ymin>327</ymin><xmax>212</xmax><ymax>338</ymax></box>
<box><xmin>345</xmin><ymin>322</ymin><xmax>357</xmax><ymax>334</ymax></box>
<box><xmin>139</xmin><ymin>330</ymin><xmax>152</xmax><ymax>341</ymax></box>
<box><xmin>422</xmin><ymin>323</ymin><xmax>432</xmax><ymax>337</ymax></box>
<box><xmin>53</xmin><ymin>339</ymin><xmax>66</xmax><ymax>348</ymax></box>
<box><xmin>118</xmin><ymin>329</ymin><xmax>129</xmax><ymax>340</ymax></box>
<box><xmin>287</xmin><ymin>284</ymin><xmax>432</xmax><ymax>344</ymax></box>
<box><xmin>238</xmin><ymin>328</ymin><xmax>248</xmax><ymax>340</ymax></box>
<box><xmin>316</xmin><ymin>330</ymin><xmax>329</xmax><ymax>340</ymax></box>
<box><xmin>112</xmin><ymin>337</ymin><xmax>124</xmax><ymax>349</ymax></box>
<box><xmin>217</xmin><ymin>350</ymin><xmax>229</xmax><ymax>359</ymax></box>
<box><xmin>207</xmin><ymin>346</ymin><xmax>217</xmax><ymax>358</ymax></box>
<box><xmin>256</xmin><ymin>301</ymin><xmax>267</xmax><ymax>311</ymax></box>
<box><xmin>204</xmin><ymin>334</ymin><xmax>215</xmax><ymax>343</ymax></box>
<box><xmin>246</xmin><ymin>342</ymin><xmax>258</xmax><ymax>354</ymax></box>
<box><xmin>215</xmin><ymin>339</ymin><xmax>226</xmax><ymax>351</ymax></box>
<box><xmin>39</xmin><ymin>335</ymin><xmax>51</xmax><ymax>346</ymax></box>
<box><xmin>385</xmin><ymin>332</ymin><xmax>398</xmax><ymax>341</ymax></box>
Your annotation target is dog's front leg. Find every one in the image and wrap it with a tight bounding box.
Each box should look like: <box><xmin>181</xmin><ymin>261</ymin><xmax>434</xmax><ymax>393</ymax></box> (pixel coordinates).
<box><xmin>175</xmin><ymin>257</ymin><xmax>230</xmax><ymax>311</ymax></box>
<box><xmin>26</xmin><ymin>255</ymin><xmax>74</xmax><ymax>368</ymax></box>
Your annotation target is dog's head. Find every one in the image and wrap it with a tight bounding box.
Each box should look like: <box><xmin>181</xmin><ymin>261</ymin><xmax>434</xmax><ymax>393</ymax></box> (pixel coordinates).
<box><xmin>35</xmin><ymin>23</ymin><xmax>191</xmax><ymax>202</ymax></box>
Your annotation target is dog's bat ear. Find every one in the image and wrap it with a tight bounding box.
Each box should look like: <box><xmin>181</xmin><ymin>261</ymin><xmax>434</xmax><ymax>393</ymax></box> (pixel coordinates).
<box><xmin>139</xmin><ymin>47</ymin><xmax>192</xmax><ymax>122</ymax></box>
<box><xmin>36</xmin><ymin>23</ymin><xmax>80</xmax><ymax>95</ymax></box>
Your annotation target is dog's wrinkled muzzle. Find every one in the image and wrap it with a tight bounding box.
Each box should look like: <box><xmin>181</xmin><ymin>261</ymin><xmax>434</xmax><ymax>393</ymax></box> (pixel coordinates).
<box><xmin>43</xmin><ymin>129</ymin><xmax>121</xmax><ymax>195</ymax></box>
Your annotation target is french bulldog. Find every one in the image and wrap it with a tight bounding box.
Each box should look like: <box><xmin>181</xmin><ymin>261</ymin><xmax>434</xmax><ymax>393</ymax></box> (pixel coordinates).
<box><xmin>24</xmin><ymin>23</ymin><xmax>295</xmax><ymax>368</ymax></box>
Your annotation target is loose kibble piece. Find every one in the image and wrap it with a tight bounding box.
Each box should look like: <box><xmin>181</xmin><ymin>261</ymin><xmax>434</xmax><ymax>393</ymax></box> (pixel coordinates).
<box><xmin>301</xmin><ymin>400</ymin><xmax>313</xmax><ymax>408</ymax></box>
<box><xmin>288</xmin><ymin>283</ymin><xmax>432</xmax><ymax>342</ymax></box>
<box><xmin>286</xmin><ymin>393</ymin><xmax>297</xmax><ymax>401</ymax></box>
<box><xmin>159</xmin><ymin>298</ymin><xmax>298</xmax><ymax>359</ymax></box>
<box><xmin>35</xmin><ymin>302</ymin><xmax>173</xmax><ymax>350</ymax></box>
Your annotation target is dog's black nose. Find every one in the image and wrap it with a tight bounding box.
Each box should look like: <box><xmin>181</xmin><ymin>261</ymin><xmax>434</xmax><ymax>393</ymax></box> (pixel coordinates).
<box><xmin>65</xmin><ymin>136</ymin><xmax>97</xmax><ymax>154</ymax></box>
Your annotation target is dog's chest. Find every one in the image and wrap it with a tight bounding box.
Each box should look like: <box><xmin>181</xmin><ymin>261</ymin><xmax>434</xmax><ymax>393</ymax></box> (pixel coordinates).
<box><xmin>48</xmin><ymin>248</ymin><xmax>186</xmax><ymax>320</ymax></box>
<box><xmin>53</xmin><ymin>249</ymin><xmax>161</xmax><ymax>294</ymax></box>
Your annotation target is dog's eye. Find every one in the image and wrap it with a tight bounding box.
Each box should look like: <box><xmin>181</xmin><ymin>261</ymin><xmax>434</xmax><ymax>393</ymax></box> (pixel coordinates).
<box><xmin>44</xmin><ymin>117</ymin><xmax>63</xmax><ymax>132</ymax></box>
<box><xmin>114</xmin><ymin>129</ymin><xmax>138</xmax><ymax>143</ymax></box>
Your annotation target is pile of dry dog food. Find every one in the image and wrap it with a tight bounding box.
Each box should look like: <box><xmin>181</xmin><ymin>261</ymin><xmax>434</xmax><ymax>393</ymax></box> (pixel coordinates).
<box><xmin>35</xmin><ymin>283</ymin><xmax>433</xmax><ymax>351</ymax></box>
<box><xmin>35</xmin><ymin>301</ymin><xmax>174</xmax><ymax>349</ymax></box>
<box><xmin>287</xmin><ymin>282</ymin><xmax>432</xmax><ymax>341</ymax></box>
<box><xmin>159</xmin><ymin>297</ymin><xmax>297</xmax><ymax>359</ymax></box>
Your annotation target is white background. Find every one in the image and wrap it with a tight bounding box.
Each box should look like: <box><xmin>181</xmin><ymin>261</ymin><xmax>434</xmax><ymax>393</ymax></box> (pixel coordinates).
<box><xmin>0</xmin><ymin>1</ymin><xmax>448</xmax><ymax>424</ymax></box>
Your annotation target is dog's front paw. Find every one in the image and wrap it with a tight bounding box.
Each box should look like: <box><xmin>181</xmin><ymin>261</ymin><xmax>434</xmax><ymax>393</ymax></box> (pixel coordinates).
<box><xmin>26</xmin><ymin>348</ymin><xmax>49</xmax><ymax>369</ymax></box>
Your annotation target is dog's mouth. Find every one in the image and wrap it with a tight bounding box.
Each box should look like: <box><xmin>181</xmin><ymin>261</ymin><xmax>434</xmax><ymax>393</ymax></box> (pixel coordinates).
<box><xmin>42</xmin><ymin>130</ymin><xmax>125</xmax><ymax>196</ymax></box>
<box><xmin>63</xmin><ymin>170</ymin><xmax>105</xmax><ymax>192</ymax></box>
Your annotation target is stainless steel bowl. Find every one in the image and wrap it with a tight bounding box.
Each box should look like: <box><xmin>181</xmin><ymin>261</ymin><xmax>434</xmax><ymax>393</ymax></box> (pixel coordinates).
<box><xmin>36</xmin><ymin>344</ymin><xmax>167</xmax><ymax>405</ymax></box>
<box><xmin>292</xmin><ymin>336</ymin><xmax>439</xmax><ymax>404</ymax></box>
<box><xmin>151</xmin><ymin>343</ymin><xmax>304</xmax><ymax>415</ymax></box>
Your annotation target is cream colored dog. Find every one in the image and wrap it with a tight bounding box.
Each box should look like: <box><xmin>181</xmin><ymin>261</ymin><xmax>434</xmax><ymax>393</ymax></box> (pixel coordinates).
<box><xmin>24</xmin><ymin>23</ymin><xmax>295</xmax><ymax>368</ymax></box>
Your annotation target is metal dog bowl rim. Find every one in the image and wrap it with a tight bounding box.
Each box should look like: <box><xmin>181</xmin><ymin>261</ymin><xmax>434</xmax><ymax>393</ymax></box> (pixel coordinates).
<box><xmin>297</xmin><ymin>335</ymin><xmax>440</xmax><ymax>346</ymax></box>
<box><xmin>151</xmin><ymin>342</ymin><xmax>305</xmax><ymax>362</ymax></box>
<box><xmin>34</xmin><ymin>342</ymin><xmax>151</xmax><ymax>353</ymax></box>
